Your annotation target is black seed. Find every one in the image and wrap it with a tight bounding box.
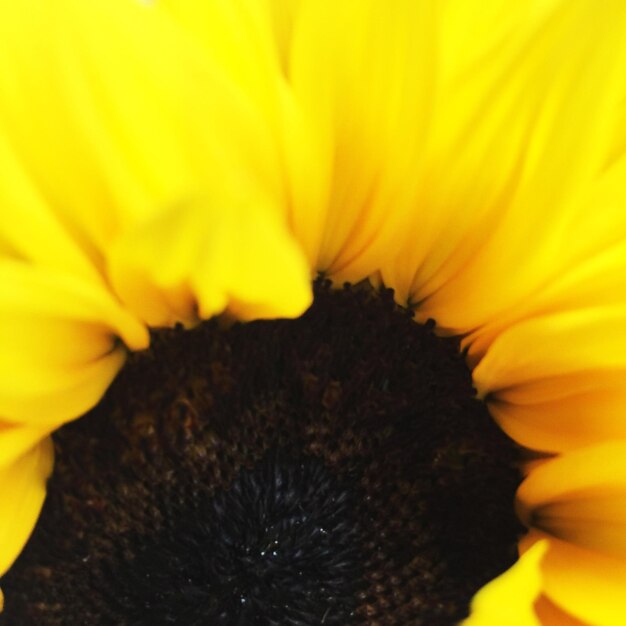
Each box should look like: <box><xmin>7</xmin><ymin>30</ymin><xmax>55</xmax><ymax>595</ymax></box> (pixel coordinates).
<box><xmin>1</xmin><ymin>280</ymin><xmax>523</xmax><ymax>625</ymax></box>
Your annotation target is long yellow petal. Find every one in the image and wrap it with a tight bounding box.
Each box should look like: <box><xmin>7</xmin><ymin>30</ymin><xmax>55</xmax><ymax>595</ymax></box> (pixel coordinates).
<box><xmin>473</xmin><ymin>307</ymin><xmax>626</xmax><ymax>451</ymax></box>
<box><xmin>525</xmin><ymin>531</ymin><xmax>626</xmax><ymax>626</ymax></box>
<box><xmin>462</xmin><ymin>540</ymin><xmax>548</xmax><ymax>626</ymax></box>
<box><xmin>382</xmin><ymin>1</ymin><xmax>626</xmax><ymax>336</ymax></box>
<box><xmin>0</xmin><ymin>437</ymin><xmax>53</xmax><ymax>576</ymax></box>
<box><xmin>465</xmin><ymin>152</ymin><xmax>626</xmax><ymax>361</ymax></box>
<box><xmin>0</xmin><ymin>422</ymin><xmax>52</xmax><ymax>469</ymax></box>
<box><xmin>109</xmin><ymin>198</ymin><xmax>312</xmax><ymax>326</ymax></box>
<box><xmin>1</xmin><ymin>0</ymin><xmax>308</xmax><ymax>324</ymax></box>
<box><xmin>283</xmin><ymin>0</ymin><xmax>437</xmax><ymax>279</ymax></box>
<box><xmin>158</xmin><ymin>0</ymin><xmax>285</xmax><ymax>132</ymax></box>
<box><xmin>517</xmin><ymin>441</ymin><xmax>626</xmax><ymax>560</ymax></box>
<box><xmin>0</xmin><ymin>134</ymin><xmax>101</xmax><ymax>285</ymax></box>
<box><xmin>0</xmin><ymin>260</ymin><xmax>147</xmax><ymax>425</ymax></box>
<box><xmin>487</xmin><ymin>380</ymin><xmax>626</xmax><ymax>454</ymax></box>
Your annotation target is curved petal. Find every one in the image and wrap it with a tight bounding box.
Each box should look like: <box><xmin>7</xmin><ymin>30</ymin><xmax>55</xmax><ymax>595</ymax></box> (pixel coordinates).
<box><xmin>282</xmin><ymin>0</ymin><xmax>437</xmax><ymax>279</ymax></box>
<box><xmin>0</xmin><ymin>436</ymin><xmax>53</xmax><ymax>576</ymax></box>
<box><xmin>0</xmin><ymin>0</ymin><xmax>308</xmax><ymax>325</ymax></box>
<box><xmin>158</xmin><ymin>0</ymin><xmax>286</xmax><ymax>125</ymax></box>
<box><xmin>517</xmin><ymin>441</ymin><xmax>626</xmax><ymax>560</ymax></box>
<box><xmin>0</xmin><ymin>260</ymin><xmax>148</xmax><ymax>425</ymax></box>
<box><xmin>524</xmin><ymin>531</ymin><xmax>626</xmax><ymax>626</ymax></box>
<box><xmin>0</xmin><ymin>422</ymin><xmax>52</xmax><ymax>470</ymax></box>
<box><xmin>464</xmin><ymin>150</ymin><xmax>626</xmax><ymax>362</ymax></box>
<box><xmin>461</xmin><ymin>540</ymin><xmax>548</xmax><ymax>626</ymax></box>
<box><xmin>0</xmin><ymin>134</ymin><xmax>101</xmax><ymax>285</ymax></box>
<box><xmin>486</xmin><ymin>378</ymin><xmax>626</xmax><ymax>454</ymax></box>
<box><xmin>381</xmin><ymin>1</ymin><xmax>626</xmax><ymax>336</ymax></box>
<box><xmin>109</xmin><ymin>198</ymin><xmax>312</xmax><ymax>326</ymax></box>
<box><xmin>473</xmin><ymin>306</ymin><xmax>626</xmax><ymax>452</ymax></box>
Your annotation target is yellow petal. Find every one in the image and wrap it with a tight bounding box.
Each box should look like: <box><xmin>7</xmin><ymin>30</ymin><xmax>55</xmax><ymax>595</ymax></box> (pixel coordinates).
<box><xmin>262</xmin><ymin>0</ymin><xmax>302</xmax><ymax>71</ymax></box>
<box><xmin>0</xmin><ymin>134</ymin><xmax>101</xmax><ymax>285</ymax></box>
<box><xmin>487</xmin><ymin>379</ymin><xmax>626</xmax><ymax>454</ymax></box>
<box><xmin>158</xmin><ymin>0</ymin><xmax>285</xmax><ymax>127</ymax></box>
<box><xmin>0</xmin><ymin>437</ymin><xmax>53</xmax><ymax>576</ymax></box>
<box><xmin>473</xmin><ymin>306</ymin><xmax>626</xmax><ymax>451</ymax></box>
<box><xmin>382</xmin><ymin>0</ymin><xmax>561</xmax><ymax>305</ymax></box>
<box><xmin>284</xmin><ymin>0</ymin><xmax>437</xmax><ymax>280</ymax></box>
<box><xmin>461</xmin><ymin>540</ymin><xmax>548</xmax><ymax>626</ymax></box>
<box><xmin>382</xmin><ymin>1</ymin><xmax>626</xmax><ymax>334</ymax></box>
<box><xmin>0</xmin><ymin>259</ymin><xmax>148</xmax><ymax>425</ymax></box>
<box><xmin>0</xmin><ymin>0</ymin><xmax>291</xmax><ymax>307</ymax></box>
<box><xmin>465</xmin><ymin>151</ymin><xmax>626</xmax><ymax>362</ymax></box>
<box><xmin>109</xmin><ymin>198</ymin><xmax>312</xmax><ymax>327</ymax></box>
<box><xmin>527</xmin><ymin>531</ymin><xmax>626</xmax><ymax>626</ymax></box>
<box><xmin>517</xmin><ymin>441</ymin><xmax>626</xmax><ymax>560</ymax></box>
<box><xmin>0</xmin><ymin>422</ymin><xmax>52</xmax><ymax>469</ymax></box>
<box><xmin>192</xmin><ymin>203</ymin><xmax>313</xmax><ymax>321</ymax></box>
<box><xmin>0</xmin><ymin>0</ymin><xmax>147</xmax><ymax>266</ymax></box>
<box><xmin>474</xmin><ymin>306</ymin><xmax>626</xmax><ymax>389</ymax></box>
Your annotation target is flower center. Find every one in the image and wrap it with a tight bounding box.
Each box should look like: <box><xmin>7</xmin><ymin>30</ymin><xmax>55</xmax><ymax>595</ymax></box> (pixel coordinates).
<box><xmin>1</xmin><ymin>282</ymin><xmax>523</xmax><ymax>626</ymax></box>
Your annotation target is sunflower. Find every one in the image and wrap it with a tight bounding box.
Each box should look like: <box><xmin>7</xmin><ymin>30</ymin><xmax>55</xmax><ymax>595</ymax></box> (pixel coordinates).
<box><xmin>0</xmin><ymin>0</ymin><xmax>625</xmax><ymax>624</ymax></box>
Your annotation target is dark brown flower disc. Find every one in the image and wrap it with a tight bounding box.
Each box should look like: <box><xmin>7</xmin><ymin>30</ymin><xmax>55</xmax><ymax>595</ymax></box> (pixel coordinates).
<box><xmin>0</xmin><ymin>281</ymin><xmax>523</xmax><ymax>626</ymax></box>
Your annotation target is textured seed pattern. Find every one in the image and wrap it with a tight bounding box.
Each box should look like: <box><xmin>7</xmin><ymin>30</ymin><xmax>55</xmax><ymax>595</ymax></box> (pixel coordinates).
<box><xmin>1</xmin><ymin>282</ymin><xmax>523</xmax><ymax>626</ymax></box>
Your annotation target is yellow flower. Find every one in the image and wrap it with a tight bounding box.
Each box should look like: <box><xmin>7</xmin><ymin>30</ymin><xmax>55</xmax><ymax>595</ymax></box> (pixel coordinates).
<box><xmin>1</xmin><ymin>0</ymin><xmax>626</xmax><ymax>624</ymax></box>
